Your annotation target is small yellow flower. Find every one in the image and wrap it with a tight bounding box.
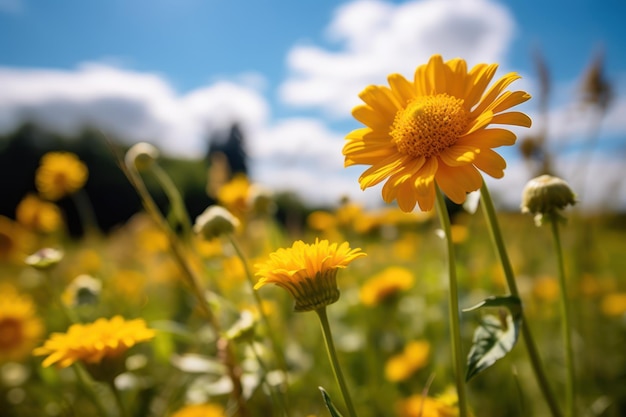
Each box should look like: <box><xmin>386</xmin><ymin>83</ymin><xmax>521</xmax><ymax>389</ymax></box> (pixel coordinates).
<box><xmin>0</xmin><ymin>215</ymin><xmax>34</xmax><ymax>264</ymax></box>
<box><xmin>34</xmin><ymin>315</ymin><xmax>155</xmax><ymax>368</ymax></box>
<box><xmin>360</xmin><ymin>266</ymin><xmax>414</xmax><ymax>306</ymax></box>
<box><xmin>600</xmin><ymin>293</ymin><xmax>626</xmax><ymax>317</ymax></box>
<box><xmin>385</xmin><ymin>340</ymin><xmax>430</xmax><ymax>382</ymax></box>
<box><xmin>35</xmin><ymin>152</ymin><xmax>88</xmax><ymax>201</ymax></box>
<box><xmin>344</xmin><ymin>54</ymin><xmax>531</xmax><ymax>212</ymax></box>
<box><xmin>255</xmin><ymin>239</ymin><xmax>366</xmax><ymax>312</ymax></box>
<box><xmin>217</xmin><ymin>174</ymin><xmax>251</xmax><ymax>217</ymax></box>
<box><xmin>399</xmin><ymin>391</ymin><xmax>459</xmax><ymax>417</ymax></box>
<box><xmin>16</xmin><ymin>193</ymin><xmax>64</xmax><ymax>233</ymax></box>
<box><xmin>0</xmin><ymin>285</ymin><xmax>45</xmax><ymax>362</ymax></box>
<box><xmin>170</xmin><ymin>403</ymin><xmax>226</xmax><ymax>417</ymax></box>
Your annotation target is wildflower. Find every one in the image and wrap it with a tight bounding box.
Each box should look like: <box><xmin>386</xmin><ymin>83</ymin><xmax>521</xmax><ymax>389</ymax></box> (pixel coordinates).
<box><xmin>0</xmin><ymin>285</ymin><xmax>44</xmax><ymax>362</ymax></box>
<box><xmin>343</xmin><ymin>54</ymin><xmax>531</xmax><ymax>212</ymax></box>
<box><xmin>360</xmin><ymin>266</ymin><xmax>414</xmax><ymax>307</ymax></box>
<box><xmin>217</xmin><ymin>174</ymin><xmax>251</xmax><ymax>217</ymax></box>
<box><xmin>399</xmin><ymin>391</ymin><xmax>459</xmax><ymax>417</ymax></box>
<box><xmin>170</xmin><ymin>403</ymin><xmax>226</xmax><ymax>417</ymax></box>
<box><xmin>34</xmin><ymin>315</ymin><xmax>155</xmax><ymax>369</ymax></box>
<box><xmin>125</xmin><ymin>142</ymin><xmax>159</xmax><ymax>171</ymax></box>
<box><xmin>62</xmin><ymin>274</ymin><xmax>102</xmax><ymax>307</ymax></box>
<box><xmin>600</xmin><ymin>293</ymin><xmax>626</xmax><ymax>317</ymax></box>
<box><xmin>24</xmin><ymin>247</ymin><xmax>64</xmax><ymax>270</ymax></box>
<box><xmin>0</xmin><ymin>215</ymin><xmax>34</xmax><ymax>264</ymax></box>
<box><xmin>193</xmin><ymin>205</ymin><xmax>240</xmax><ymax>240</ymax></box>
<box><xmin>385</xmin><ymin>340</ymin><xmax>430</xmax><ymax>382</ymax></box>
<box><xmin>254</xmin><ymin>239</ymin><xmax>366</xmax><ymax>312</ymax></box>
<box><xmin>16</xmin><ymin>194</ymin><xmax>64</xmax><ymax>233</ymax></box>
<box><xmin>35</xmin><ymin>152</ymin><xmax>88</xmax><ymax>201</ymax></box>
<box><xmin>521</xmin><ymin>174</ymin><xmax>576</xmax><ymax>225</ymax></box>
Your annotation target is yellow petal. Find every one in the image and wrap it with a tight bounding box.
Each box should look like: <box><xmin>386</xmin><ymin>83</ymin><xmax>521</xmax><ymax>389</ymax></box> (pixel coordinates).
<box><xmin>435</xmin><ymin>162</ymin><xmax>483</xmax><ymax>204</ymax></box>
<box><xmin>471</xmin><ymin>72</ymin><xmax>521</xmax><ymax>116</ymax></box>
<box><xmin>439</xmin><ymin>145</ymin><xmax>481</xmax><ymax>166</ymax></box>
<box><xmin>473</xmin><ymin>148</ymin><xmax>507</xmax><ymax>178</ymax></box>
<box><xmin>465</xmin><ymin>63</ymin><xmax>499</xmax><ymax>110</ymax></box>
<box><xmin>456</xmin><ymin>128</ymin><xmax>517</xmax><ymax>148</ymax></box>
<box><xmin>490</xmin><ymin>111</ymin><xmax>532</xmax><ymax>127</ymax></box>
<box><xmin>388</xmin><ymin>73</ymin><xmax>416</xmax><ymax>105</ymax></box>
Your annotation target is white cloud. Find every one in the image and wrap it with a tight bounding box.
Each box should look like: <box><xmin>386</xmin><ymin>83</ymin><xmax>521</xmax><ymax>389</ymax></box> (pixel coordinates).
<box><xmin>0</xmin><ymin>63</ymin><xmax>269</xmax><ymax>157</ymax></box>
<box><xmin>279</xmin><ymin>0</ymin><xmax>515</xmax><ymax>116</ymax></box>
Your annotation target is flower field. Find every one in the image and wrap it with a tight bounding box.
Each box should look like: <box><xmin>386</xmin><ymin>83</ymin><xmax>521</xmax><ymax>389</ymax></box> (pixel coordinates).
<box><xmin>1</xmin><ymin>55</ymin><xmax>625</xmax><ymax>417</ymax></box>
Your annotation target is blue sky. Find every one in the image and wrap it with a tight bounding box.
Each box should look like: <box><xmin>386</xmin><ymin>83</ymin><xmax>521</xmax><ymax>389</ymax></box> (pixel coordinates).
<box><xmin>1</xmin><ymin>0</ymin><xmax>625</xmax><ymax>209</ymax></box>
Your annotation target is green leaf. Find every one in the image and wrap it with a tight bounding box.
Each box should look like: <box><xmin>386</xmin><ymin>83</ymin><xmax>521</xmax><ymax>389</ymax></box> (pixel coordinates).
<box><xmin>462</xmin><ymin>295</ymin><xmax>522</xmax><ymax>318</ymax></box>
<box><xmin>463</xmin><ymin>295</ymin><xmax>522</xmax><ymax>381</ymax></box>
<box><xmin>466</xmin><ymin>312</ymin><xmax>519</xmax><ymax>381</ymax></box>
<box><xmin>319</xmin><ymin>387</ymin><xmax>344</xmax><ymax>417</ymax></box>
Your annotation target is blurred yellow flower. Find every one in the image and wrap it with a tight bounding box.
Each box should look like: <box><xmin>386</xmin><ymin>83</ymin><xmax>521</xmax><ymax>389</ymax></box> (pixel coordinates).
<box><xmin>16</xmin><ymin>193</ymin><xmax>64</xmax><ymax>233</ymax></box>
<box><xmin>255</xmin><ymin>239</ymin><xmax>366</xmax><ymax>312</ymax></box>
<box><xmin>0</xmin><ymin>215</ymin><xmax>34</xmax><ymax>264</ymax></box>
<box><xmin>385</xmin><ymin>340</ymin><xmax>430</xmax><ymax>382</ymax></box>
<box><xmin>34</xmin><ymin>315</ymin><xmax>155</xmax><ymax>368</ymax></box>
<box><xmin>307</xmin><ymin>210</ymin><xmax>338</xmax><ymax>232</ymax></box>
<box><xmin>532</xmin><ymin>275</ymin><xmax>559</xmax><ymax>302</ymax></box>
<box><xmin>600</xmin><ymin>293</ymin><xmax>626</xmax><ymax>317</ymax></box>
<box><xmin>343</xmin><ymin>54</ymin><xmax>531</xmax><ymax>212</ymax></box>
<box><xmin>0</xmin><ymin>285</ymin><xmax>44</xmax><ymax>362</ymax></box>
<box><xmin>360</xmin><ymin>266</ymin><xmax>414</xmax><ymax>306</ymax></box>
<box><xmin>399</xmin><ymin>391</ymin><xmax>459</xmax><ymax>417</ymax></box>
<box><xmin>449</xmin><ymin>224</ymin><xmax>469</xmax><ymax>244</ymax></box>
<box><xmin>35</xmin><ymin>152</ymin><xmax>88</xmax><ymax>201</ymax></box>
<box><xmin>217</xmin><ymin>174</ymin><xmax>250</xmax><ymax>217</ymax></box>
<box><xmin>170</xmin><ymin>403</ymin><xmax>226</xmax><ymax>417</ymax></box>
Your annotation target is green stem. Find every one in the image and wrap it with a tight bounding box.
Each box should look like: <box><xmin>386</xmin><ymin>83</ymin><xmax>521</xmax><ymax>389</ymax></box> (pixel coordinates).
<box><xmin>151</xmin><ymin>163</ymin><xmax>193</xmax><ymax>240</ymax></box>
<box><xmin>123</xmin><ymin>159</ymin><xmax>249</xmax><ymax>417</ymax></box>
<box><xmin>71</xmin><ymin>189</ymin><xmax>99</xmax><ymax>237</ymax></box>
<box><xmin>548</xmin><ymin>214</ymin><xmax>575</xmax><ymax>417</ymax></box>
<box><xmin>227</xmin><ymin>234</ymin><xmax>290</xmax><ymax>409</ymax></box>
<box><xmin>479</xmin><ymin>182</ymin><xmax>562</xmax><ymax>417</ymax></box>
<box><xmin>108</xmin><ymin>380</ymin><xmax>129</xmax><ymax>417</ymax></box>
<box><xmin>434</xmin><ymin>186</ymin><xmax>469</xmax><ymax>417</ymax></box>
<box><xmin>315</xmin><ymin>307</ymin><xmax>358</xmax><ymax>417</ymax></box>
<box><xmin>72</xmin><ymin>364</ymin><xmax>111</xmax><ymax>417</ymax></box>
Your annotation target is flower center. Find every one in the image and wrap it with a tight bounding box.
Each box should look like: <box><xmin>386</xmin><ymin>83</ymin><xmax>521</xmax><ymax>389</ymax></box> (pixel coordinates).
<box><xmin>390</xmin><ymin>94</ymin><xmax>469</xmax><ymax>158</ymax></box>
<box><xmin>0</xmin><ymin>318</ymin><xmax>23</xmax><ymax>350</ymax></box>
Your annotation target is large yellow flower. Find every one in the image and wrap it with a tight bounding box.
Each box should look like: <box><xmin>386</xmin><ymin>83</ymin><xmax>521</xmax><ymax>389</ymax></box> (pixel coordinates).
<box><xmin>34</xmin><ymin>315</ymin><xmax>155</xmax><ymax>368</ymax></box>
<box><xmin>0</xmin><ymin>284</ymin><xmax>44</xmax><ymax>362</ymax></box>
<box><xmin>343</xmin><ymin>54</ymin><xmax>531</xmax><ymax>212</ymax></box>
<box><xmin>254</xmin><ymin>239</ymin><xmax>366</xmax><ymax>312</ymax></box>
<box><xmin>35</xmin><ymin>152</ymin><xmax>88</xmax><ymax>201</ymax></box>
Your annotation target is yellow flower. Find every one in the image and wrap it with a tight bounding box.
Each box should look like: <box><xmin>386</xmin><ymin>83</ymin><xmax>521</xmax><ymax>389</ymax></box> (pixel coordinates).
<box><xmin>360</xmin><ymin>266</ymin><xmax>414</xmax><ymax>306</ymax></box>
<box><xmin>399</xmin><ymin>392</ymin><xmax>459</xmax><ymax>417</ymax></box>
<box><xmin>254</xmin><ymin>239</ymin><xmax>366</xmax><ymax>312</ymax></box>
<box><xmin>0</xmin><ymin>215</ymin><xmax>34</xmax><ymax>264</ymax></box>
<box><xmin>343</xmin><ymin>54</ymin><xmax>531</xmax><ymax>212</ymax></box>
<box><xmin>385</xmin><ymin>340</ymin><xmax>430</xmax><ymax>382</ymax></box>
<box><xmin>0</xmin><ymin>285</ymin><xmax>45</xmax><ymax>362</ymax></box>
<box><xmin>16</xmin><ymin>193</ymin><xmax>64</xmax><ymax>233</ymax></box>
<box><xmin>217</xmin><ymin>174</ymin><xmax>251</xmax><ymax>217</ymax></box>
<box><xmin>170</xmin><ymin>403</ymin><xmax>226</xmax><ymax>417</ymax></box>
<box><xmin>35</xmin><ymin>152</ymin><xmax>88</xmax><ymax>201</ymax></box>
<box><xmin>34</xmin><ymin>315</ymin><xmax>155</xmax><ymax>368</ymax></box>
<box><xmin>600</xmin><ymin>293</ymin><xmax>626</xmax><ymax>317</ymax></box>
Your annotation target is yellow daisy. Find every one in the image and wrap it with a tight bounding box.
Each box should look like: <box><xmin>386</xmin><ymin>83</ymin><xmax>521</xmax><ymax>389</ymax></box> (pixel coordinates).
<box><xmin>0</xmin><ymin>215</ymin><xmax>34</xmax><ymax>264</ymax></box>
<box><xmin>34</xmin><ymin>315</ymin><xmax>155</xmax><ymax>368</ymax></box>
<box><xmin>35</xmin><ymin>151</ymin><xmax>88</xmax><ymax>201</ymax></box>
<box><xmin>0</xmin><ymin>284</ymin><xmax>45</xmax><ymax>362</ymax></box>
<box><xmin>360</xmin><ymin>266</ymin><xmax>414</xmax><ymax>307</ymax></box>
<box><xmin>343</xmin><ymin>54</ymin><xmax>531</xmax><ymax>212</ymax></box>
<box><xmin>254</xmin><ymin>239</ymin><xmax>366</xmax><ymax>312</ymax></box>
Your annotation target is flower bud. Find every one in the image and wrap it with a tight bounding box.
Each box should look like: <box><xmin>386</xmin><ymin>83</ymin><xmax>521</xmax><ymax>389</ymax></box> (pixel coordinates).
<box><xmin>25</xmin><ymin>248</ymin><xmax>64</xmax><ymax>270</ymax></box>
<box><xmin>193</xmin><ymin>205</ymin><xmax>240</xmax><ymax>240</ymax></box>
<box><xmin>521</xmin><ymin>175</ymin><xmax>576</xmax><ymax>225</ymax></box>
<box><xmin>125</xmin><ymin>142</ymin><xmax>159</xmax><ymax>171</ymax></box>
